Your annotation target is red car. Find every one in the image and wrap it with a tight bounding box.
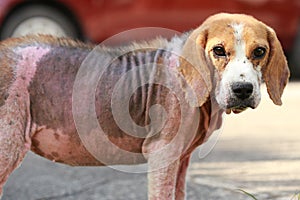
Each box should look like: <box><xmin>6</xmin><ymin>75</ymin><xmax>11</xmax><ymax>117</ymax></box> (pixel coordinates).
<box><xmin>0</xmin><ymin>0</ymin><xmax>299</xmax><ymax>76</ymax></box>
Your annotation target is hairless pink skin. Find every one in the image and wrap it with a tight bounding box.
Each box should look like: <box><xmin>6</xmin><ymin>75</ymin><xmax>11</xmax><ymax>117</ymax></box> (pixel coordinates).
<box><xmin>0</xmin><ymin>35</ymin><xmax>223</xmax><ymax>199</ymax></box>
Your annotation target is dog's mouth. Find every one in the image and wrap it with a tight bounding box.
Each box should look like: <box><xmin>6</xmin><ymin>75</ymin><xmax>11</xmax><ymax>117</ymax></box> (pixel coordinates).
<box><xmin>225</xmin><ymin>106</ymin><xmax>248</xmax><ymax>114</ymax></box>
<box><xmin>225</xmin><ymin>100</ymin><xmax>256</xmax><ymax>114</ymax></box>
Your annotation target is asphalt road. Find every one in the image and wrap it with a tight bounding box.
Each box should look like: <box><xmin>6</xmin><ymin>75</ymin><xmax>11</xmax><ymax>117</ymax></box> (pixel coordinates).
<box><xmin>2</xmin><ymin>83</ymin><xmax>300</xmax><ymax>200</ymax></box>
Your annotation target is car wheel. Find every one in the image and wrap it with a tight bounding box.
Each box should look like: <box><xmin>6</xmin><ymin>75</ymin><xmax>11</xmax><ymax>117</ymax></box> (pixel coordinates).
<box><xmin>0</xmin><ymin>4</ymin><xmax>80</xmax><ymax>39</ymax></box>
<box><xmin>290</xmin><ymin>24</ymin><xmax>300</xmax><ymax>79</ymax></box>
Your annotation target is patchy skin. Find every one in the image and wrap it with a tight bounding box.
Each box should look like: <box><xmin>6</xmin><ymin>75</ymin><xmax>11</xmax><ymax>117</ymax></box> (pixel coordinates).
<box><xmin>0</xmin><ymin>13</ymin><xmax>289</xmax><ymax>200</ymax></box>
<box><xmin>31</xmin><ymin>126</ymin><xmax>96</xmax><ymax>165</ymax></box>
<box><xmin>25</xmin><ymin>39</ymin><xmax>213</xmax><ymax>166</ymax></box>
<box><xmin>28</xmin><ymin>44</ymin><xmax>103</xmax><ymax>166</ymax></box>
<box><xmin>26</xmin><ymin>42</ymin><xmax>219</xmax><ymax>168</ymax></box>
<box><xmin>0</xmin><ymin>34</ymin><xmax>222</xmax><ymax>199</ymax></box>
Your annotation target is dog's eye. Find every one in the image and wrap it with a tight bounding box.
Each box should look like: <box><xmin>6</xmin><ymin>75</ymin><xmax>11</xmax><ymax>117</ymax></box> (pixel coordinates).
<box><xmin>253</xmin><ymin>47</ymin><xmax>266</xmax><ymax>59</ymax></box>
<box><xmin>213</xmin><ymin>46</ymin><xmax>226</xmax><ymax>57</ymax></box>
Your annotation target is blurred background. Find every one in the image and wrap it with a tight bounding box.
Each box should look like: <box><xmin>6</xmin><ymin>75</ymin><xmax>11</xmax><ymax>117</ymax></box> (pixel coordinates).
<box><xmin>0</xmin><ymin>0</ymin><xmax>299</xmax><ymax>200</ymax></box>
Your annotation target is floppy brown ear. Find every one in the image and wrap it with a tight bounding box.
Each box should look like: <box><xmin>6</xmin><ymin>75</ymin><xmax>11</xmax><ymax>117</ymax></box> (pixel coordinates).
<box><xmin>179</xmin><ymin>27</ymin><xmax>212</xmax><ymax>107</ymax></box>
<box><xmin>262</xmin><ymin>27</ymin><xmax>290</xmax><ymax>105</ymax></box>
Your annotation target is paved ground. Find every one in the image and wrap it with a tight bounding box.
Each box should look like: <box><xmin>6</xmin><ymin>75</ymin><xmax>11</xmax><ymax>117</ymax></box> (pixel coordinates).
<box><xmin>2</xmin><ymin>83</ymin><xmax>300</xmax><ymax>200</ymax></box>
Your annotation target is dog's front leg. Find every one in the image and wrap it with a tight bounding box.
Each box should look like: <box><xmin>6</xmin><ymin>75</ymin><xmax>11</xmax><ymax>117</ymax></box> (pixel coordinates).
<box><xmin>147</xmin><ymin>156</ymin><xmax>180</xmax><ymax>200</ymax></box>
<box><xmin>143</xmin><ymin>136</ymin><xmax>187</xmax><ymax>200</ymax></box>
<box><xmin>175</xmin><ymin>155</ymin><xmax>191</xmax><ymax>200</ymax></box>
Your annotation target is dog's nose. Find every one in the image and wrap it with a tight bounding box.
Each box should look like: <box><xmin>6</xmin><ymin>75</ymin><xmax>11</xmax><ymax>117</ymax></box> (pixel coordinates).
<box><xmin>232</xmin><ymin>82</ymin><xmax>253</xmax><ymax>100</ymax></box>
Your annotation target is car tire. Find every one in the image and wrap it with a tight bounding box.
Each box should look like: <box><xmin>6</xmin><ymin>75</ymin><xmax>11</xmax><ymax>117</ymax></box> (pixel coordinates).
<box><xmin>0</xmin><ymin>4</ymin><xmax>80</xmax><ymax>39</ymax></box>
<box><xmin>290</xmin><ymin>24</ymin><xmax>300</xmax><ymax>79</ymax></box>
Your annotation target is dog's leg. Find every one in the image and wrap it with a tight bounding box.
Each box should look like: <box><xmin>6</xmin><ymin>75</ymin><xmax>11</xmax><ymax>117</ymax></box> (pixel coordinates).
<box><xmin>0</xmin><ymin>88</ymin><xmax>31</xmax><ymax>197</ymax></box>
<box><xmin>174</xmin><ymin>155</ymin><xmax>191</xmax><ymax>200</ymax></box>
<box><xmin>147</xmin><ymin>158</ymin><xmax>180</xmax><ymax>200</ymax></box>
<box><xmin>143</xmin><ymin>136</ymin><xmax>187</xmax><ymax>200</ymax></box>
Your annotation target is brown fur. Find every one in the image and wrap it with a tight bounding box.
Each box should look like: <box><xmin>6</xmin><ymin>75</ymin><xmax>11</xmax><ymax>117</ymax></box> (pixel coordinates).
<box><xmin>180</xmin><ymin>13</ymin><xmax>289</xmax><ymax>108</ymax></box>
<box><xmin>263</xmin><ymin>27</ymin><xmax>290</xmax><ymax>105</ymax></box>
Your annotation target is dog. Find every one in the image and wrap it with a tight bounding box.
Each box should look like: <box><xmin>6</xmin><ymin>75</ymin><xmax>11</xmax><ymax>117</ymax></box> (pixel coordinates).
<box><xmin>0</xmin><ymin>13</ymin><xmax>289</xmax><ymax>199</ymax></box>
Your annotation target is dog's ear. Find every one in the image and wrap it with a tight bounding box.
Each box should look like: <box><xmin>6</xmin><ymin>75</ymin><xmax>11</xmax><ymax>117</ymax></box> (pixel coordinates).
<box><xmin>179</xmin><ymin>27</ymin><xmax>212</xmax><ymax>107</ymax></box>
<box><xmin>262</xmin><ymin>27</ymin><xmax>290</xmax><ymax>106</ymax></box>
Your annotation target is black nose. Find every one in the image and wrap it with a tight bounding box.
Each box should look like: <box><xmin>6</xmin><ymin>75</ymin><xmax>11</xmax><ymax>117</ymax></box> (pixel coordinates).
<box><xmin>232</xmin><ymin>82</ymin><xmax>253</xmax><ymax>100</ymax></box>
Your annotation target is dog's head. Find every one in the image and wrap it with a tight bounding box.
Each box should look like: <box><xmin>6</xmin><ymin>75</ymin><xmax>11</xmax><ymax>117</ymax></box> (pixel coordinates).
<box><xmin>180</xmin><ymin>13</ymin><xmax>290</xmax><ymax>113</ymax></box>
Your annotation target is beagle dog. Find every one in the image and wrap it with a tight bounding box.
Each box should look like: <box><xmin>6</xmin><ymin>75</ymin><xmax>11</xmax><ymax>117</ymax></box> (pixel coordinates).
<box><xmin>0</xmin><ymin>13</ymin><xmax>289</xmax><ymax>199</ymax></box>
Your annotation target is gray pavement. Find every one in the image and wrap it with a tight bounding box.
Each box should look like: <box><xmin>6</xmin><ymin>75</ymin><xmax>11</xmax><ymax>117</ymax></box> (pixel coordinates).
<box><xmin>2</xmin><ymin>83</ymin><xmax>300</xmax><ymax>200</ymax></box>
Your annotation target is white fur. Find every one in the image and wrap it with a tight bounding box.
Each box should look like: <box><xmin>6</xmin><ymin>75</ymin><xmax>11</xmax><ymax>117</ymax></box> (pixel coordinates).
<box><xmin>215</xmin><ymin>23</ymin><xmax>262</xmax><ymax>109</ymax></box>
